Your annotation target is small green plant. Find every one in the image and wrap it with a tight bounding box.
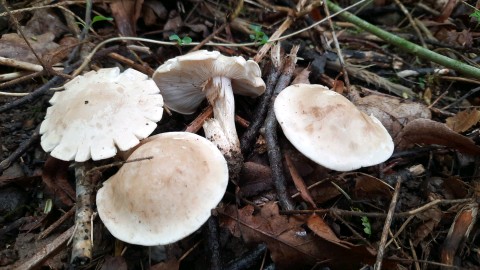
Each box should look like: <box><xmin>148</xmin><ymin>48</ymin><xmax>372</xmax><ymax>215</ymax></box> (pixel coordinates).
<box><xmin>352</xmin><ymin>207</ymin><xmax>372</xmax><ymax>236</ymax></box>
<box><xmin>169</xmin><ymin>34</ymin><xmax>192</xmax><ymax>46</ymax></box>
<box><xmin>470</xmin><ymin>9</ymin><xmax>480</xmax><ymax>27</ymax></box>
<box><xmin>77</xmin><ymin>15</ymin><xmax>113</xmax><ymax>29</ymax></box>
<box><xmin>91</xmin><ymin>15</ymin><xmax>114</xmax><ymax>25</ymax></box>
<box><xmin>361</xmin><ymin>216</ymin><xmax>372</xmax><ymax>236</ymax></box>
<box><xmin>249</xmin><ymin>24</ymin><xmax>269</xmax><ymax>45</ymax></box>
<box><xmin>463</xmin><ymin>1</ymin><xmax>480</xmax><ymax>27</ymax></box>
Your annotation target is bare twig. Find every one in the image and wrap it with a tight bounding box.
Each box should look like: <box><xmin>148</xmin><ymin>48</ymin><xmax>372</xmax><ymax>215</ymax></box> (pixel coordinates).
<box><xmin>185</xmin><ymin>106</ymin><xmax>214</xmax><ymax>133</ymax></box>
<box><xmin>393</xmin><ymin>0</ymin><xmax>427</xmax><ymax>48</ymax></box>
<box><xmin>323</xmin><ymin>1</ymin><xmax>351</xmax><ymax>90</ymax></box>
<box><xmin>280</xmin><ymin>198</ymin><xmax>472</xmax><ymax>217</ymax></box>
<box><xmin>0</xmin><ymin>76</ymin><xmax>64</xmax><ymax>114</ymax></box>
<box><xmin>38</xmin><ymin>207</ymin><xmax>76</xmax><ymax>240</ymax></box>
<box><xmin>253</xmin><ymin>0</ymin><xmax>308</xmax><ymax>62</ymax></box>
<box><xmin>224</xmin><ymin>244</ymin><xmax>267</xmax><ymax>270</ymax></box>
<box><xmin>0</xmin><ymin>126</ymin><xmax>40</xmax><ymax>175</ymax></box>
<box><xmin>0</xmin><ymin>61</ymin><xmax>79</xmax><ymax>114</ymax></box>
<box><xmin>240</xmin><ymin>45</ymin><xmax>283</xmax><ymax>155</ymax></box>
<box><xmin>203</xmin><ymin>216</ymin><xmax>222</xmax><ymax>270</ymax></box>
<box><xmin>108</xmin><ymin>52</ymin><xmax>154</xmax><ymax>76</ymax></box>
<box><xmin>15</xmin><ymin>226</ymin><xmax>75</xmax><ymax>269</ymax></box>
<box><xmin>375</xmin><ymin>178</ymin><xmax>402</xmax><ymax>270</ymax></box>
<box><xmin>326</xmin><ymin>0</ymin><xmax>480</xmax><ymax>79</ymax></box>
<box><xmin>264</xmin><ymin>45</ymin><xmax>299</xmax><ymax>211</ymax></box>
<box><xmin>0</xmin><ymin>1</ymin><xmax>48</xmax><ymax>72</ymax></box>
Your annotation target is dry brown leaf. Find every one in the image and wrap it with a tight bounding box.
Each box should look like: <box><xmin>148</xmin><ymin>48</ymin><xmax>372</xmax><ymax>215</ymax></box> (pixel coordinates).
<box><xmin>445</xmin><ymin>109</ymin><xmax>480</xmax><ymax>133</ymax></box>
<box><xmin>142</xmin><ymin>0</ymin><xmax>167</xmax><ymax>26</ymax></box>
<box><xmin>0</xmin><ymin>33</ymin><xmax>59</xmax><ymax>64</ymax></box>
<box><xmin>22</xmin><ymin>9</ymin><xmax>67</xmax><ymax>38</ymax></box>
<box><xmin>239</xmin><ymin>162</ymin><xmax>273</xmax><ymax>197</ymax></box>
<box><xmin>441</xmin><ymin>203</ymin><xmax>478</xmax><ymax>266</ymax></box>
<box><xmin>353</xmin><ymin>174</ymin><xmax>393</xmax><ymax>201</ymax></box>
<box><xmin>110</xmin><ymin>0</ymin><xmax>144</xmax><ymax>37</ymax></box>
<box><xmin>307</xmin><ymin>214</ymin><xmax>350</xmax><ymax>248</ymax></box>
<box><xmin>395</xmin><ymin>118</ymin><xmax>480</xmax><ymax>155</ymax></box>
<box><xmin>436</xmin><ymin>0</ymin><xmax>458</xmax><ymax>22</ymax></box>
<box><xmin>150</xmin><ymin>259</ymin><xmax>180</xmax><ymax>270</ymax></box>
<box><xmin>413</xmin><ymin>206</ymin><xmax>443</xmax><ymax>246</ymax></box>
<box><xmin>310</xmin><ymin>181</ymin><xmax>342</xmax><ymax>204</ymax></box>
<box><xmin>219</xmin><ymin>202</ymin><xmax>384</xmax><ymax>269</ymax></box>
<box><xmin>434</xmin><ymin>28</ymin><xmax>472</xmax><ymax>47</ymax></box>
<box><xmin>162</xmin><ymin>10</ymin><xmax>183</xmax><ymax>39</ymax></box>
<box><xmin>353</xmin><ymin>93</ymin><xmax>431</xmax><ymax>137</ymax></box>
<box><xmin>100</xmin><ymin>256</ymin><xmax>128</xmax><ymax>270</ymax></box>
<box><xmin>41</xmin><ymin>157</ymin><xmax>75</xmax><ymax>207</ymax></box>
<box><xmin>442</xmin><ymin>176</ymin><xmax>469</xmax><ymax>199</ymax></box>
<box><xmin>291</xmin><ymin>67</ymin><xmax>311</xmax><ymax>85</ymax></box>
<box><xmin>285</xmin><ymin>154</ymin><xmax>316</xmax><ymax>208</ymax></box>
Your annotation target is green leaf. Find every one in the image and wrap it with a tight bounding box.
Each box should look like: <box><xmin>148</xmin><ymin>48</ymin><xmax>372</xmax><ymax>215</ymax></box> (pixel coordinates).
<box><xmin>249</xmin><ymin>24</ymin><xmax>262</xmax><ymax>32</ymax></box>
<box><xmin>361</xmin><ymin>216</ymin><xmax>371</xmax><ymax>236</ymax></box>
<box><xmin>169</xmin><ymin>34</ymin><xmax>181</xmax><ymax>41</ymax></box>
<box><xmin>182</xmin><ymin>36</ymin><xmax>192</xmax><ymax>45</ymax></box>
<box><xmin>44</xmin><ymin>199</ymin><xmax>53</xmax><ymax>214</ymax></box>
<box><xmin>91</xmin><ymin>15</ymin><xmax>114</xmax><ymax>25</ymax></box>
<box><xmin>470</xmin><ymin>10</ymin><xmax>480</xmax><ymax>27</ymax></box>
<box><xmin>260</xmin><ymin>35</ymin><xmax>269</xmax><ymax>45</ymax></box>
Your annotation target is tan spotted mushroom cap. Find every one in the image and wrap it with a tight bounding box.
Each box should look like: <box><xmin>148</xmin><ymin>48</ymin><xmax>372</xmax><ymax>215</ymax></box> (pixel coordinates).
<box><xmin>274</xmin><ymin>84</ymin><xmax>394</xmax><ymax>171</ymax></box>
<box><xmin>96</xmin><ymin>132</ymin><xmax>229</xmax><ymax>246</ymax></box>
<box><xmin>40</xmin><ymin>68</ymin><xmax>164</xmax><ymax>162</ymax></box>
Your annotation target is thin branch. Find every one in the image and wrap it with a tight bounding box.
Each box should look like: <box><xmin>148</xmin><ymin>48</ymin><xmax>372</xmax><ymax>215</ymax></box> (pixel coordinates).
<box><xmin>264</xmin><ymin>45</ymin><xmax>299</xmax><ymax>211</ymax></box>
<box><xmin>326</xmin><ymin>0</ymin><xmax>480</xmax><ymax>80</ymax></box>
<box><xmin>375</xmin><ymin>178</ymin><xmax>402</xmax><ymax>270</ymax></box>
<box><xmin>279</xmin><ymin>198</ymin><xmax>473</xmax><ymax>217</ymax></box>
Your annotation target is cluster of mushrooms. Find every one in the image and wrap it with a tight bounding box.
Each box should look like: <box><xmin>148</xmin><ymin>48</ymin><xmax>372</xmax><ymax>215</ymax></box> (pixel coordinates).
<box><xmin>39</xmin><ymin>50</ymin><xmax>394</xmax><ymax>247</ymax></box>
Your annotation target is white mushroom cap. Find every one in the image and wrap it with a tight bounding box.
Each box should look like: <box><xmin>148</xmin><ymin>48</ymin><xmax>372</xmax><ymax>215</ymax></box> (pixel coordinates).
<box><xmin>40</xmin><ymin>68</ymin><xmax>164</xmax><ymax>162</ymax></box>
<box><xmin>274</xmin><ymin>84</ymin><xmax>394</xmax><ymax>171</ymax></box>
<box><xmin>96</xmin><ymin>132</ymin><xmax>229</xmax><ymax>246</ymax></box>
<box><xmin>152</xmin><ymin>50</ymin><xmax>265</xmax><ymax>114</ymax></box>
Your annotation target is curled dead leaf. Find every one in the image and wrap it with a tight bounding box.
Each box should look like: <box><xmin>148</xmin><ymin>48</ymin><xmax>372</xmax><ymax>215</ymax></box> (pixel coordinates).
<box><xmin>395</xmin><ymin>119</ymin><xmax>480</xmax><ymax>155</ymax></box>
<box><xmin>445</xmin><ymin>109</ymin><xmax>480</xmax><ymax>133</ymax></box>
<box><xmin>218</xmin><ymin>203</ymin><xmax>387</xmax><ymax>269</ymax></box>
<box><xmin>353</xmin><ymin>93</ymin><xmax>431</xmax><ymax>137</ymax></box>
<box><xmin>291</xmin><ymin>67</ymin><xmax>311</xmax><ymax>85</ymax></box>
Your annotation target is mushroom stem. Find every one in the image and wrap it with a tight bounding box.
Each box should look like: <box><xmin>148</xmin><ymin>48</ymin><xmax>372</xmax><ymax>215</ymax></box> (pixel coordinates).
<box><xmin>203</xmin><ymin>76</ymin><xmax>243</xmax><ymax>180</ymax></box>
<box><xmin>71</xmin><ymin>162</ymin><xmax>96</xmax><ymax>265</ymax></box>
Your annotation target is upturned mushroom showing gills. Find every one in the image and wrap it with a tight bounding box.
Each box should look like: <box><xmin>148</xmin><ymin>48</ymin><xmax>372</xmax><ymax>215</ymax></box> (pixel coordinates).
<box><xmin>274</xmin><ymin>84</ymin><xmax>394</xmax><ymax>171</ymax></box>
<box><xmin>96</xmin><ymin>132</ymin><xmax>229</xmax><ymax>246</ymax></box>
<box><xmin>40</xmin><ymin>67</ymin><xmax>164</xmax><ymax>162</ymax></box>
<box><xmin>152</xmin><ymin>50</ymin><xmax>265</xmax><ymax>178</ymax></box>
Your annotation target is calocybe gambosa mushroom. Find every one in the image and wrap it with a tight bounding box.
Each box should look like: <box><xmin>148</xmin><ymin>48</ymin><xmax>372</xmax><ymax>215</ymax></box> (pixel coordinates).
<box><xmin>96</xmin><ymin>132</ymin><xmax>229</xmax><ymax>246</ymax></box>
<box><xmin>39</xmin><ymin>67</ymin><xmax>163</xmax><ymax>264</ymax></box>
<box><xmin>40</xmin><ymin>67</ymin><xmax>164</xmax><ymax>161</ymax></box>
<box><xmin>152</xmin><ymin>50</ymin><xmax>265</xmax><ymax>179</ymax></box>
<box><xmin>274</xmin><ymin>84</ymin><xmax>394</xmax><ymax>171</ymax></box>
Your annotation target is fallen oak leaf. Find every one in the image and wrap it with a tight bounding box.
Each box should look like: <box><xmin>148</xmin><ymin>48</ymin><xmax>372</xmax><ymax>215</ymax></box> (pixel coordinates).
<box><xmin>446</xmin><ymin>109</ymin><xmax>480</xmax><ymax>133</ymax></box>
<box><xmin>352</xmin><ymin>91</ymin><xmax>431</xmax><ymax>138</ymax></box>
<box><xmin>219</xmin><ymin>202</ymin><xmax>387</xmax><ymax>270</ymax></box>
<box><xmin>395</xmin><ymin>119</ymin><xmax>480</xmax><ymax>155</ymax></box>
<box><xmin>41</xmin><ymin>157</ymin><xmax>75</xmax><ymax>207</ymax></box>
<box><xmin>307</xmin><ymin>214</ymin><xmax>351</xmax><ymax>249</ymax></box>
